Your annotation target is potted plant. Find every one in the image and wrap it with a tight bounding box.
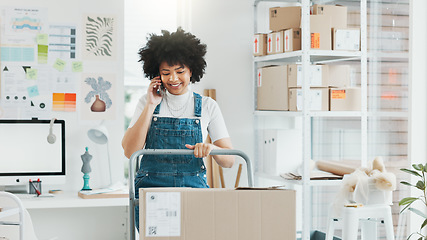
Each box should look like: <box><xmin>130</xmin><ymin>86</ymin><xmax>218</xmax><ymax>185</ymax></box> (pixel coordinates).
<box><xmin>399</xmin><ymin>163</ymin><xmax>427</xmax><ymax>239</ymax></box>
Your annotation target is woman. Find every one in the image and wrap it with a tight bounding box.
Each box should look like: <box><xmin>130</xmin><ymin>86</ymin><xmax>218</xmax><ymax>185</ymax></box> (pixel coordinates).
<box><xmin>121</xmin><ymin>27</ymin><xmax>234</xmax><ymax>230</ymax></box>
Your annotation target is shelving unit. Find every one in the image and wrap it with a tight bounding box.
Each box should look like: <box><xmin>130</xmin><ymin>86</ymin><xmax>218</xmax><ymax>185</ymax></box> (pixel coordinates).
<box><xmin>253</xmin><ymin>0</ymin><xmax>367</xmax><ymax>239</ymax></box>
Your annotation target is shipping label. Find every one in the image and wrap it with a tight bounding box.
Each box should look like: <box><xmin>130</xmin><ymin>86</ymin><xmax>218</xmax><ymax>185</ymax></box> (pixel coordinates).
<box><xmin>253</xmin><ymin>35</ymin><xmax>260</xmax><ymax>54</ymax></box>
<box><xmin>331</xmin><ymin>90</ymin><xmax>346</xmax><ymax>99</ymax></box>
<box><xmin>275</xmin><ymin>32</ymin><xmax>282</xmax><ymax>52</ymax></box>
<box><xmin>267</xmin><ymin>33</ymin><xmax>274</xmax><ymax>53</ymax></box>
<box><xmin>257</xmin><ymin>69</ymin><xmax>262</xmax><ymax>87</ymax></box>
<box><xmin>284</xmin><ymin>30</ymin><xmax>290</xmax><ymax>51</ymax></box>
<box><xmin>311</xmin><ymin>33</ymin><xmax>320</xmax><ymax>49</ymax></box>
<box><xmin>145</xmin><ymin>192</ymin><xmax>181</xmax><ymax>237</ymax></box>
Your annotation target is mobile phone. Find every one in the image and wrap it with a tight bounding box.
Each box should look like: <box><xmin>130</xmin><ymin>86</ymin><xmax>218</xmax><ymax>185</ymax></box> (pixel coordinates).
<box><xmin>156</xmin><ymin>75</ymin><xmax>164</xmax><ymax>95</ymax></box>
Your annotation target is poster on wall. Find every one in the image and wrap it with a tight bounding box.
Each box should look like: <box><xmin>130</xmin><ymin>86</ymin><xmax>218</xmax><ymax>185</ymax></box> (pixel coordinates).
<box><xmin>82</xmin><ymin>14</ymin><xmax>116</xmax><ymax>60</ymax></box>
<box><xmin>80</xmin><ymin>73</ymin><xmax>116</xmax><ymax>120</ymax></box>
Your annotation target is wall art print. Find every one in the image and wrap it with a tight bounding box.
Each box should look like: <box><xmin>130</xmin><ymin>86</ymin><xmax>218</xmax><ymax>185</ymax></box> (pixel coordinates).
<box><xmin>81</xmin><ymin>73</ymin><xmax>116</xmax><ymax>120</ymax></box>
<box><xmin>83</xmin><ymin>15</ymin><xmax>116</xmax><ymax>60</ymax></box>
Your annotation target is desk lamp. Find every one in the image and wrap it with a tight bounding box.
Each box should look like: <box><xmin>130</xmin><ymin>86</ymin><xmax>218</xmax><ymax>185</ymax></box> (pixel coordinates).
<box><xmin>87</xmin><ymin>125</ymin><xmax>112</xmax><ymax>187</ymax></box>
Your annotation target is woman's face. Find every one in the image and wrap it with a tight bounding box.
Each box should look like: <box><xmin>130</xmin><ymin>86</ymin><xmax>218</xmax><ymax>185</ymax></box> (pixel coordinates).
<box><xmin>159</xmin><ymin>62</ymin><xmax>192</xmax><ymax>95</ymax></box>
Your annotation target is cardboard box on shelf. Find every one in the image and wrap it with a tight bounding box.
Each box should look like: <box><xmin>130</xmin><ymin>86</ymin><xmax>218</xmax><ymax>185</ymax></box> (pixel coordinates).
<box><xmin>330</xmin><ymin>87</ymin><xmax>361</xmax><ymax>111</ymax></box>
<box><xmin>311</xmin><ymin>4</ymin><xmax>348</xmax><ymax>29</ymax></box>
<box><xmin>333</xmin><ymin>28</ymin><xmax>360</xmax><ymax>51</ymax></box>
<box><xmin>288</xmin><ymin>64</ymin><xmax>329</xmax><ymax>88</ymax></box>
<box><xmin>269</xmin><ymin>6</ymin><xmax>301</xmax><ymax>32</ymax></box>
<box><xmin>253</xmin><ymin>33</ymin><xmax>267</xmax><ymax>56</ymax></box>
<box><xmin>267</xmin><ymin>32</ymin><xmax>275</xmax><ymax>55</ymax></box>
<box><xmin>288</xmin><ymin>87</ymin><xmax>329</xmax><ymax>111</ymax></box>
<box><xmin>328</xmin><ymin>65</ymin><xmax>351</xmax><ymax>87</ymax></box>
<box><xmin>262</xmin><ymin>129</ymin><xmax>302</xmax><ymax>176</ymax></box>
<box><xmin>140</xmin><ymin>188</ymin><xmax>296</xmax><ymax>240</ymax></box>
<box><xmin>284</xmin><ymin>28</ymin><xmax>301</xmax><ymax>52</ymax></box>
<box><xmin>310</xmin><ymin>15</ymin><xmax>332</xmax><ymax>50</ymax></box>
<box><xmin>257</xmin><ymin>65</ymin><xmax>288</xmax><ymax>111</ymax></box>
<box><xmin>269</xmin><ymin>6</ymin><xmax>331</xmax><ymax>49</ymax></box>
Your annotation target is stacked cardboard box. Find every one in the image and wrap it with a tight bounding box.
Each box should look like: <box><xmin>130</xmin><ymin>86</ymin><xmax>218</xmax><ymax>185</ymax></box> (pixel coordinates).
<box><xmin>257</xmin><ymin>64</ymin><xmax>358</xmax><ymax>111</ymax></box>
<box><xmin>288</xmin><ymin>64</ymin><xmax>329</xmax><ymax>111</ymax></box>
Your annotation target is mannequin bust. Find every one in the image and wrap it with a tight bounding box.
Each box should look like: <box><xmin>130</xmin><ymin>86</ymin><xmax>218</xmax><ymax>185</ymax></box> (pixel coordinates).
<box><xmin>81</xmin><ymin>147</ymin><xmax>93</xmax><ymax>191</ymax></box>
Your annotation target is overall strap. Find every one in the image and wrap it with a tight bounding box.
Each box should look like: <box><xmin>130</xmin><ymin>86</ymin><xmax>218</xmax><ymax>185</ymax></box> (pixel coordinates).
<box><xmin>193</xmin><ymin>92</ymin><xmax>202</xmax><ymax>117</ymax></box>
<box><xmin>153</xmin><ymin>101</ymin><xmax>161</xmax><ymax>115</ymax></box>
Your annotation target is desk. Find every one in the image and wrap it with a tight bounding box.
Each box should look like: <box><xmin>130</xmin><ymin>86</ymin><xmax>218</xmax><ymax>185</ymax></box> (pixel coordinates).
<box><xmin>21</xmin><ymin>192</ymin><xmax>129</xmax><ymax>240</ymax></box>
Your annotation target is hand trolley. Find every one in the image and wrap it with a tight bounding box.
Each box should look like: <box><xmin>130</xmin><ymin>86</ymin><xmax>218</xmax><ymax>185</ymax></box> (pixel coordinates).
<box><xmin>128</xmin><ymin>149</ymin><xmax>254</xmax><ymax>240</ymax></box>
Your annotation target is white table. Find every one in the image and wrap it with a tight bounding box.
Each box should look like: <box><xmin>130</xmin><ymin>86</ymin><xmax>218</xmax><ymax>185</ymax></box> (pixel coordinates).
<box><xmin>21</xmin><ymin>192</ymin><xmax>130</xmax><ymax>240</ymax></box>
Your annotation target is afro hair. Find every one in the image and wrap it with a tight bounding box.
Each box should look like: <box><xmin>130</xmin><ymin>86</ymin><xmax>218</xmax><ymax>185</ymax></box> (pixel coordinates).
<box><xmin>138</xmin><ymin>27</ymin><xmax>207</xmax><ymax>83</ymax></box>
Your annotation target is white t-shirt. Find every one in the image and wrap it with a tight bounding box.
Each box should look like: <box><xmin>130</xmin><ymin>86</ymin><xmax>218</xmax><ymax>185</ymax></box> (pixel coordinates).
<box><xmin>128</xmin><ymin>90</ymin><xmax>229</xmax><ymax>143</ymax></box>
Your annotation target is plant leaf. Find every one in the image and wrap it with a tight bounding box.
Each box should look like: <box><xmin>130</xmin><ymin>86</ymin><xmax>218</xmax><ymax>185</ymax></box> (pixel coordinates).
<box><xmin>416</xmin><ymin>181</ymin><xmax>426</xmax><ymax>190</ymax></box>
<box><xmin>401</xmin><ymin>181</ymin><xmax>415</xmax><ymax>187</ymax></box>
<box><xmin>401</xmin><ymin>168</ymin><xmax>422</xmax><ymax>178</ymax></box>
<box><xmin>413</xmin><ymin>164</ymin><xmax>424</xmax><ymax>171</ymax></box>
<box><xmin>409</xmin><ymin>207</ymin><xmax>427</xmax><ymax>219</ymax></box>
<box><xmin>400</xmin><ymin>197</ymin><xmax>418</xmax><ymax>206</ymax></box>
<box><xmin>421</xmin><ymin>219</ymin><xmax>427</xmax><ymax>230</ymax></box>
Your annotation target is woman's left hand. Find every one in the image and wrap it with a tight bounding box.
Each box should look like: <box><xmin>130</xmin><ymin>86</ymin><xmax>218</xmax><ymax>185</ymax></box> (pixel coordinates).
<box><xmin>185</xmin><ymin>143</ymin><xmax>214</xmax><ymax>158</ymax></box>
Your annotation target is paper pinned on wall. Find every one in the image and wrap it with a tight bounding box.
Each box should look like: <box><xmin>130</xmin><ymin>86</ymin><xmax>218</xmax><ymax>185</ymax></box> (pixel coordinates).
<box><xmin>49</xmin><ymin>25</ymin><xmax>77</xmax><ymax>60</ymax></box>
<box><xmin>83</xmin><ymin>15</ymin><xmax>116</xmax><ymax>60</ymax></box>
<box><xmin>52</xmin><ymin>92</ymin><xmax>76</xmax><ymax>112</ymax></box>
<box><xmin>26</xmin><ymin>68</ymin><xmax>38</xmax><ymax>80</ymax></box>
<box><xmin>53</xmin><ymin>58</ymin><xmax>66</xmax><ymax>71</ymax></box>
<box><xmin>72</xmin><ymin>61</ymin><xmax>83</xmax><ymax>72</ymax></box>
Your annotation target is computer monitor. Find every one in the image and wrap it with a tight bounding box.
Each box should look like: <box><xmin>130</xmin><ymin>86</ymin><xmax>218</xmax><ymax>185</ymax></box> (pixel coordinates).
<box><xmin>0</xmin><ymin>119</ymin><xmax>66</xmax><ymax>191</ymax></box>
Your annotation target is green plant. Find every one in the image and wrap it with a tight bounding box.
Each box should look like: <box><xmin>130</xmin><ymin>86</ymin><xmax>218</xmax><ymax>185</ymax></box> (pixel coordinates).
<box><xmin>399</xmin><ymin>164</ymin><xmax>427</xmax><ymax>240</ymax></box>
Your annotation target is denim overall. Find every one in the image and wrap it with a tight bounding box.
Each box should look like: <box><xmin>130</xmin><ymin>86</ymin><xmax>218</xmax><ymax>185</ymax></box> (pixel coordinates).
<box><xmin>134</xmin><ymin>92</ymin><xmax>208</xmax><ymax>231</ymax></box>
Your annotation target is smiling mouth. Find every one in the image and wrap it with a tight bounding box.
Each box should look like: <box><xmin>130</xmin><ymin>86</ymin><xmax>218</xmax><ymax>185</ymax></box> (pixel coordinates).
<box><xmin>169</xmin><ymin>83</ymin><xmax>181</xmax><ymax>87</ymax></box>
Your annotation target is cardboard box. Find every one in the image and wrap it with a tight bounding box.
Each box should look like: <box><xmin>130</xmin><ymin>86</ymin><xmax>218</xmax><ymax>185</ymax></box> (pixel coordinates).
<box><xmin>262</xmin><ymin>129</ymin><xmax>302</xmax><ymax>176</ymax></box>
<box><xmin>257</xmin><ymin>65</ymin><xmax>288</xmax><ymax>111</ymax></box>
<box><xmin>288</xmin><ymin>64</ymin><xmax>329</xmax><ymax>88</ymax></box>
<box><xmin>140</xmin><ymin>188</ymin><xmax>296</xmax><ymax>240</ymax></box>
<box><xmin>333</xmin><ymin>28</ymin><xmax>360</xmax><ymax>51</ymax></box>
<box><xmin>267</xmin><ymin>31</ymin><xmax>284</xmax><ymax>54</ymax></box>
<box><xmin>288</xmin><ymin>87</ymin><xmax>329</xmax><ymax>111</ymax></box>
<box><xmin>269</xmin><ymin>6</ymin><xmax>301</xmax><ymax>32</ymax></box>
<box><xmin>328</xmin><ymin>65</ymin><xmax>351</xmax><ymax>87</ymax></box>
<box><xmin>310</xmin><ymin>15</ymin><xmax>332</xmax><ymax>50</ymax></box>
<box><xmin>253</xmin><ymin>34</ymin><xmax>267</xmax><ymax>56</ymax></box>
<box><xmin>284</xmin><ymin>28</ymin><xmax>301</xmax><ymax>52</ymax></box>
<box><xmin>269</xmin><ymin>7</ymin><xmax>331</xmax><ymax>49</ymax></box>
<box><xmin>311</xmin><ymin>5</ymin><xmax>348</xmax><ymax>29</ymax></box>
<box><xmin>330</xmin><ymin>87</ymin><xmax>361</xmax><ymax>111</ymax></box>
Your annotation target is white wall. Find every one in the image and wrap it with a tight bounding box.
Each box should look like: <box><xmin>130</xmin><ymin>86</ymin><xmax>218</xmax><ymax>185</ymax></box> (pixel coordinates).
<box><xmin>180</xmin><ymin>0</ymin><xmax>255</xmax><ymax>187</ymax></box>
<box><xmin>0</xmin><ymin>0</ymin><xmax>125</xmax><ymax>192</ymax></box>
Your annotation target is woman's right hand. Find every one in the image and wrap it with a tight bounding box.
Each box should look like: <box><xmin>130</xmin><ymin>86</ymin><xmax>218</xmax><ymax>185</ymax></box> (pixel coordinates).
<box><xmin>147</xmin><ymin>77</ymin><xmax>164</xmax><ymax>106</ymax></box>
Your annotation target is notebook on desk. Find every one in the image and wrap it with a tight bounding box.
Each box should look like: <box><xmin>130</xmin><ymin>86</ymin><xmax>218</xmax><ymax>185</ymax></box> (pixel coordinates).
<box><xmin>78</xmin><ymin>188</ymin><xmax>128</xmax><ymax>199</ymax></box>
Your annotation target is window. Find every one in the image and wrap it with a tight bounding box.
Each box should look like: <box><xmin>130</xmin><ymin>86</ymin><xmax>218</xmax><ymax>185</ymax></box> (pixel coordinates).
<box><xmin>124</xmin><ymin>0</ymin><xmax>178</xmax><ymax>129</ymax></box>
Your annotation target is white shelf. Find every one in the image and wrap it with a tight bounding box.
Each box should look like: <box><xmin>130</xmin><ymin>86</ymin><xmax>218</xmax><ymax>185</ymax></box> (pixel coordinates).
<box><xmin>255</xmin><ymin>110</ymin><xmax>408</xmax><ymax>118</ymax></box>
<box><xmin>254</xmin><ymin>50</ymin><xmax>362</xmax><ymax>64</ymax></box>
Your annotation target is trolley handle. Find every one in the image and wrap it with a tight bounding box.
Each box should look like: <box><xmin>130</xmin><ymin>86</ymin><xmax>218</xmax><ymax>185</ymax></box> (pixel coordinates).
<box><xmin>128</xmin><ymin>149</ymin><xmax>253</xmax><ymax>198</ymax></box>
